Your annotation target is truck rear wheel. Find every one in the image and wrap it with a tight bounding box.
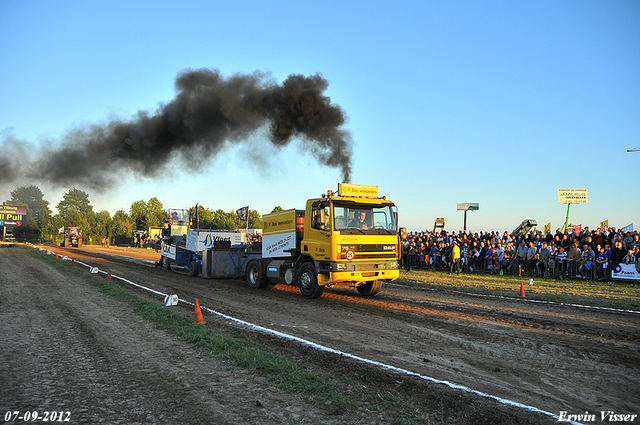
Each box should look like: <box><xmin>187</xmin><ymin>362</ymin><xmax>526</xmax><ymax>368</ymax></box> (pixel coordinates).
<box><xmin>356</xmin><ymin>280</ymin><xmax>382</xmax><ymax>296</ymax></box>
<box><xmin>246</xmin><ymin>260</ymin><xmax>266</xmax><ymax>289</ymax></box>
<box><xmin>298</xmin><ymin>263</ymin><xmax>324</xmax><ymax>299</ymax></box>
<box><xmin>163</xmin><ymin>257</ymin><xmax>171</xmax><ymax>270</ymax></box>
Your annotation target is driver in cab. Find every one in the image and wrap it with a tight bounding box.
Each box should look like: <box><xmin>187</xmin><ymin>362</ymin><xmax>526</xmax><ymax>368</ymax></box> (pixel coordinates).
<box><xmin>350</xmin><ymin>211</ymin><xmax>369</xmax><ymax>229</ymax></box>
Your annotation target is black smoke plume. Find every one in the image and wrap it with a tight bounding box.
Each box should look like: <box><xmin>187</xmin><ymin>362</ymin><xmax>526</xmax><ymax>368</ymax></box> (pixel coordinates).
<box><xmin>17</xmin><ymin>68</ymin><xmax>353</xmax><ymax>188</ymax></box>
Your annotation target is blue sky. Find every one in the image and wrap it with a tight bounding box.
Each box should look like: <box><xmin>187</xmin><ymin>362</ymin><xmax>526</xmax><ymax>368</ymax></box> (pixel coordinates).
<box><xmin>1</xmin><ymin>0</ymin><xmax>638</xmax><ymax>233</ymax></box>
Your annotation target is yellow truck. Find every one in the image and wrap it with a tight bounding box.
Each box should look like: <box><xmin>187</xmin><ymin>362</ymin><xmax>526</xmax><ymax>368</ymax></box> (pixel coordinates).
<box><xmin>246</xmin><ymin>183</ymin><xmax>400</xmax><ymax>298</ymax></box>
<box><xmin>160</xmin><ymin>184</ymin><xmax>400</xmax><ymax>299</ymax></box>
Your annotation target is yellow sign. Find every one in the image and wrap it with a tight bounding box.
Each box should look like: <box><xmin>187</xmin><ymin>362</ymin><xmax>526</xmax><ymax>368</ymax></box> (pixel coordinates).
<box><xmin>263</xmin><ymin>209</ymin><xmax>296</xmax><ymax>235</ymax></box>
<box><xmin>337</xmin><ymin>183</ymin><xmax>378</xmax><ymax>198</ymax></box>
<box><xmin>558</xmin><ymin>189</ymin><xmax>588</xmax><ymax>204</ymax></box>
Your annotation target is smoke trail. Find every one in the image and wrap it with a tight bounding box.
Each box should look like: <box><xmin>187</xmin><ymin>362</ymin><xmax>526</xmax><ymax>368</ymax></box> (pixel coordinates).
<box><xmin>20</xmin><ymin>68</ymin><xmax>352</xmax><ymax>188</ymax></box>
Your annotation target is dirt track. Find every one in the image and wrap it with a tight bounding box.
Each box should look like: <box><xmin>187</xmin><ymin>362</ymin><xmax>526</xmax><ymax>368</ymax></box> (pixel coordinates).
<box><xmin>2</xmin><ymin>245</ymin><xmax>639</xmax><ymax>424</ymax></box>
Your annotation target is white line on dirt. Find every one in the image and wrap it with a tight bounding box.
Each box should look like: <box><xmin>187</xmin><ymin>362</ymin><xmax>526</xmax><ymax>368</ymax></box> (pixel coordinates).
<box><xmin>64</xmin><ymin>255</ymin><xmax>585</xmax><ymax>425</ymax></box>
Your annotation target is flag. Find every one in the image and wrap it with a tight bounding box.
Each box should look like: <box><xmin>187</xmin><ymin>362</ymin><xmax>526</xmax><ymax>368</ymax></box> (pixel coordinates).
<box><xmin>600</xmin><ymin>220</ymin><xmax>609</xmax><ymax>233</ymax></box>
<box><xmin>621</xmin><ymin>223</ymin><xmax>634</xmax><ymax>232</ymax></box>
<box><xmin>544</xmin><ymin>222</ymin><xmax>551</xmax><ymax>235</ymax></box>
<box><xmin>58</xmin><ymin>227</ymin><xmax>64</xmax><ymax>234</ymax></box>
<box><xmin>236</xmin><ymin>206</ymin><xmax>248</xmax><ymax>221</ymax></box>
<box><xmin>575</xmin><ymin>224</ymin><xmax>582</xmax><ymax>233</ymax></box>
<box><xmin>192</xmin><ymin>203</ymin><xmax>198</xmax><ymax>224</ymax></box>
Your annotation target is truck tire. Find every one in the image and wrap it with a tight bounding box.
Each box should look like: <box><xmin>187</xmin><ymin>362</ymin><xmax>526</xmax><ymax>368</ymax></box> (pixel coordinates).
<box><xmin>245</xmin><ymin>260</ymin><xmax>266</xmax><ymax>289</ymax></box>
<box><xmin>356</xmin><ymin>280</ymin><xmax>382</xmax><ymax>296</ymax></box>
<box><xmin>189</xmin><ymin>261</ymin><xmax>199</xmax><ymax>277</ymax></box>
<box><xmin>163</xmin><ymin>257</ymin><xmax>171</xmax><ymax>270</ymax></box>
<box><xmin>297</xmin><ymin>262</ymin><xmax>324</xmax><ymax>299</ymax></box>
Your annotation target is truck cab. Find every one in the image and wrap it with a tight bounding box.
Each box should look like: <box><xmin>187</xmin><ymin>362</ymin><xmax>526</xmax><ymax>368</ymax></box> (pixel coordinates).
<box><xmin>297</xmin><ymin>184</ymin><xmax>400</xmax><ymax>297</ymax></box>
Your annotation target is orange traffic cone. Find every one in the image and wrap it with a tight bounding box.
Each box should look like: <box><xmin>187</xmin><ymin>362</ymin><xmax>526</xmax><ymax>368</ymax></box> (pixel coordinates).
<box><xmin>107</xmin><ymin>270</ymin><xmax>111</xmax><ymax>282</ymax></box>
<box><xmin>194</xmin><ymin>298</ymin><xmax>205</xmax><ymax>324</ymax></box>
<box><xmin>56</xmin><ymin>253</ymin><xmax>58</xmax><ymax>259</ymax></box>
<box><xmin>520</xmin><ymin>281</ymin><xmax>526</xmax><ymax>298</ymax></box>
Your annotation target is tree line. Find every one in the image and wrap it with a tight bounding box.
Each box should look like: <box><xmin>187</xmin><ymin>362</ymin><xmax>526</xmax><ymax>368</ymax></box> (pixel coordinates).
<box><xmin>4</xmin><ymin>184</ymin><xmax>268</xmax><ymax>245</ymax></box>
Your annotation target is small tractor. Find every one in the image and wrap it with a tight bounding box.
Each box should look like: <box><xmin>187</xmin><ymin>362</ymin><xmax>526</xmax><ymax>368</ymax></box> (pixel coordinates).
<box><xmin>61</xmin><ymin>227</ymin><xmax>83</xmax><ymax>248</ymax></box>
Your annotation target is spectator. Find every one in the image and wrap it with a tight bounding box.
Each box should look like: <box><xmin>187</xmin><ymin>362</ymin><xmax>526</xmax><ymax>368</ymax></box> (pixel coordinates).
<box><xmin>566</xmin><ymin>245</ymin><xmax>581</xmax><ymax>278</ymax></box>
<box><xmin>525</xmin><ymin>242</ymin><xmax>538</xmax><ymax>276</ymax></box>
<box><xmin>623</xmin><ymin>249</ymin><xmax>636</xmax><ymax>265</ymax></box>
<box><xmin>449</xmin><ymin>241</ymin><xmax>461</xmax><ymax>276</ymax></box>
<box><xmin>467</xmin><ymin>241</ymin><xmax>479</xmax><ymax>272</ymax></box>
<box><xmin>556</xmin><ymin>248</ymin><xmax>568</xmax><ymax>277</ymax></box>
<box><xmin>578</xmin><ymin>244</ymin><xmax>595</xmax><ymax>279</ymax></box>
<box><xmin>472</xmin><ymin>241</ymin><xmax>483</xmax><ymax>271</ymax></box>
<box><xmin>537</xmin><ymin>243</ymin><xmax>551</xmax><ymax>277</ymax></box>
<box><xmin>595</xmin><ymin>246</ymin><xmax>610</xmax><ymax>281</ymax></box>
<box><xmin>516</xmin><ymin>241</ymin><xmax>528</xmax><ymax>275</ymax></box>
<box><xmin>611</xmin><ymin>241</ymin><xmax>626</xmax><ymax>272</ymax></box>
<box><xmin>431</xmin><ymin>243</ymin><xmax>441</xmax><ymax>270</ymax></box>
<box><xmin>494</xmin><ymin>244</ymin><xmax>505</xmax><ymax>275</ymax></box>
<box><xmin>548</xmin><ymin>245</ymin><xmax>558</xmax><ymax>278</ymax></box>
<box><xmin>504</xmin><ymin>242</ymin><xmax>516</xmax><ymax>274</ymax></box>
<box><xmin>484</xmin><ymin>243</ymin><xmax>494</xmax><ymax>273</ymax></box>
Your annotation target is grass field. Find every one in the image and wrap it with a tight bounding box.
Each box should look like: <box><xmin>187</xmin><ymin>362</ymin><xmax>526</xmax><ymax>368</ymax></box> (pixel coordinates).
<box><xmin>397</xmin><ymin>268</ymin><xmax>640</xmax><ymax>310</ymax></box>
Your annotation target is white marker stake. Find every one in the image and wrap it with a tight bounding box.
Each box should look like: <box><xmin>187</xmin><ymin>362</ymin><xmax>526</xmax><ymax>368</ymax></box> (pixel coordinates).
<box><xmin>164</xmin><ymin>294</ymin><xmax>179</xmax><ymax>306</ymax></box>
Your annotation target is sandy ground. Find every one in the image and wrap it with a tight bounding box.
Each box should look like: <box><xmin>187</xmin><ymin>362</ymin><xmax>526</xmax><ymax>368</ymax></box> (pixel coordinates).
<box><xmin>2</xmin><ymin>244</ymin><xmax>639</xmax><ymax>424</ymax></box>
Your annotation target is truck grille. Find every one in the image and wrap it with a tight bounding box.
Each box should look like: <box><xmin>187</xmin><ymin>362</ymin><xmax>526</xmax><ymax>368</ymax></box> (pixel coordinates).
<box><xmin>340</xmin><ymin>244</ymin><xmax>397</xmax><ymax>260</ymax></box>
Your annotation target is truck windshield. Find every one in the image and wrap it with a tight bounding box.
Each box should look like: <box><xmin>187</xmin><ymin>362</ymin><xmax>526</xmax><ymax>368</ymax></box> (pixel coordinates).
<box><xmin>333</xmin><ymin>203</ymin><xmax>397</xmax><ymax>232</ymax></box>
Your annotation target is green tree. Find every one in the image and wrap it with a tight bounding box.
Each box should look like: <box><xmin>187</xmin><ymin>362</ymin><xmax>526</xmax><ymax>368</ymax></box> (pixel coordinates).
<box><xmin>53</xmin><ymin>189</ymin><xmax>93</xmax><ymax>241</ymax></box>
<box><xmin>7</xmin><ymin>184</ymin><xmax>52</xmax><ymax>240</ymax></box>
<box><xmin>271</xmin><ymin>206</ymin><xmax>284</xmax><ymax>214</ymax></box>
<box><xmin>247</xmin><ymin>209</ymin><xmax>262</xmax><ymax>229</ymax></box>
<box><xmin>93</xmin><ymin>210</ymin><xmax>111</xmax><ymax>241</ymax></box>
<box><xmin>111</xmin><ymin>209</ymin><xmax>134</xmax><ymax>245</ymax></box>
<box><xmin>194</xmin><ymin>206</ymin><xmax>214</xmax><ymax>229</ymax></box>
<box><xmin>210</xmin><ymin>209</ymin><xmax>240</xmax><ymax>230</ymax></box>
<box><xmin>56</xmin><ymin>188</ymin><xmax>94</xmax><ymax>220</ymax></box>
<box><xmin>146</xmin><ymin>197</ymin><xmax>166</xmax><ymax>227</ymax></box>
<box><xmin>130</xmin><ymin>197</ymin><xmax>166</xmax><ymax>231</ymax></box>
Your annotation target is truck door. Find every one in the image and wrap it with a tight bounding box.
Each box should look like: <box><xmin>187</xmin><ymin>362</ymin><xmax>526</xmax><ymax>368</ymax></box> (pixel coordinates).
<box><xmin>304</xmin><ymin>202</ymin><xmax>332</xmax><ymax>262</ymax></box>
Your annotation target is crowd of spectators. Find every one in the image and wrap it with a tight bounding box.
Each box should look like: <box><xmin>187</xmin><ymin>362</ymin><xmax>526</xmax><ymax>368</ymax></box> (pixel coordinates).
<box><xmin>401</xmin><ymin>226</ymin><xmax>640</xmax><ymax>281</ymax></box>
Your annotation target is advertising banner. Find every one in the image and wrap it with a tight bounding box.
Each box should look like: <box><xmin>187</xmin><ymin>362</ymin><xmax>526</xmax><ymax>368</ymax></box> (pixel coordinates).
<box><xmin>262</xmin><ymin>209</ymin><xmax>297</xmax><ymax>258</ymax></box>
<box><xmin>612</xmin><ymin>263</ymin><xmax>640</xmax><ymax>281</ymax></box>
<box><xmin>457</xmin><ymin>203</ymin><xmax>479</xmax><ymax>211</ymax></box>
<box><xmin>558</xmin><ymin>189</ymin><xmax>588</xmax><ymax>204</ymax></box>
<box><xmin>0</xmin><ymin>205</ymin><xmax>27</xmax><ymax>227</ymax></box>
<box><xmin>186</xmin><ymin>230</ymin><xmax>244</xmax><ymax>252</ymax></box>
<box><xmin>337</xmin><ymin>183</ymin><xmax>378</xmax><ymax>198</ymax></box>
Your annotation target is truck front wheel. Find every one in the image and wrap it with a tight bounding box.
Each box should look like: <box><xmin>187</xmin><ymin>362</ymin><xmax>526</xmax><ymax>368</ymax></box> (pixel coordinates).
<box><xmin>356</xmin><ymin>280</ymin><xmax>382</xmax><ymax>296</ymax></box>
<box><xmin>189</xmin><ymin>260</ymin><xmax>199</xmax><ymax>277</ymax></box>
<box><xmin>298</xmin><ymin>263</ymin><xmax>324</xmax><ymax>299</ymax></box>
